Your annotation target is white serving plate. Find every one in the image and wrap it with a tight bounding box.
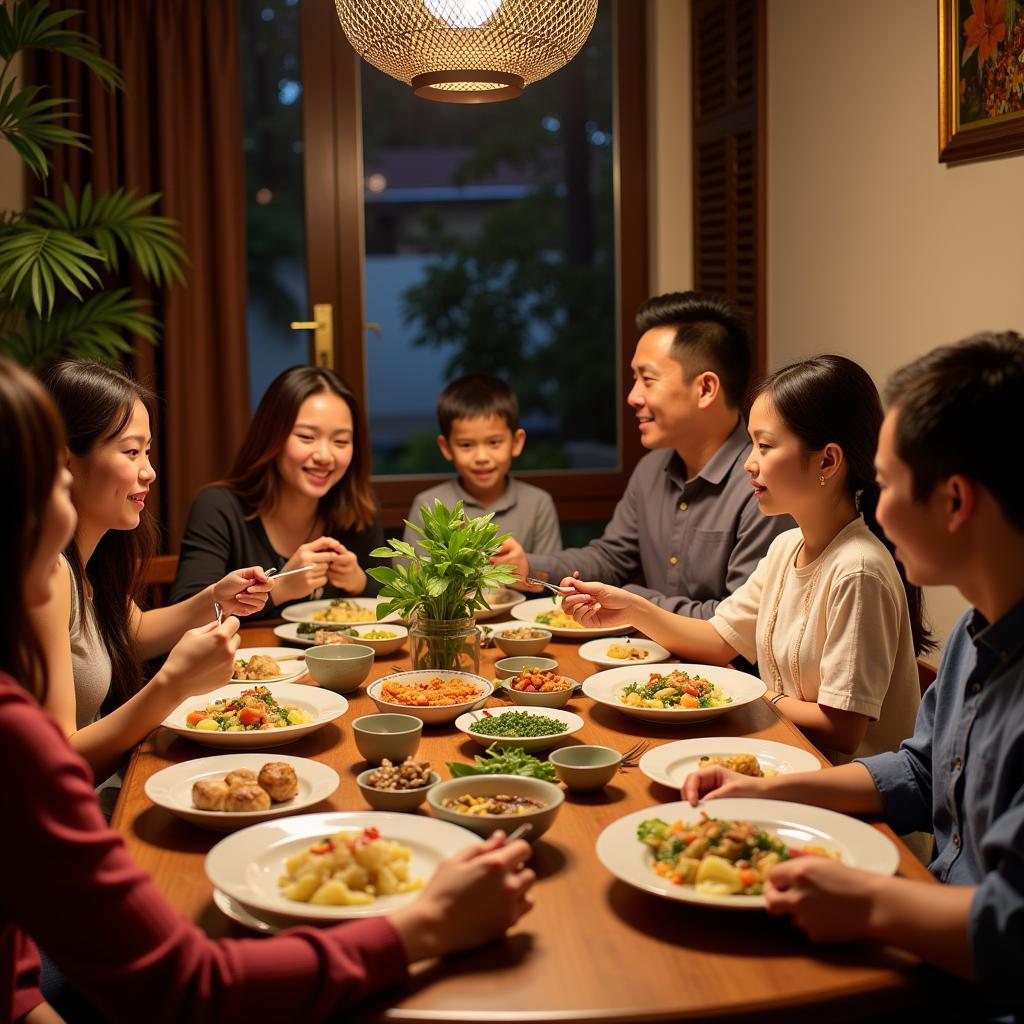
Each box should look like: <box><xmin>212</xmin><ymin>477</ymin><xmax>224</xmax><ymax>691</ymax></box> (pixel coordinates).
<box><xmin>582</xmin><ymin>663</ymin><xmax>766</xmax><ymax>725</ymax></box>
<box><xmin>279</xmin><ymin>597</ymin><xmax>401</xmax><ymax>626</ymax></box>
<box><xmin>454</xmin><ymin>705</ymin><xmax>584</xmax><ymax>752</ymax></box>
<box><xmin>162</xmin><ymin>683</ymin><xmax>348</xmax><ymax>749</ymax></box>
<box><xmin>510</xmin><ymin>597</ymin><xmax>634</xmax><ymax>639</ymax></box>
<box><xmin>578</xmin><ymin>637</ymin><xmax>671</xmax><ymax>669</ymax></box>
<box><xmin>596</xmin><ymin>798</ymin><xmax>899</xmax><ymax>910</ymax></box>
<box><xmin>213</xmin><ymin>888</ymin><xmax>279</xmax><ymax>933</ymax></box>
<box><xmin>638</xmin><ymin>737</ymin><xmax>822</xmax><ymax>790</ymax></box>
<box><xmin>272</xmin><ymin>622</ymin><xmax>408</xmax><ymax>655</ymax></box>
<box><xmin>231</xmin><ymin>647</ymin><xmax>307</xmax><ymax>684</ymax></box>
<box><xmin>205</xmin><ymin>811</ymin><xmax>476</xmax><ymax>925</ymax></box>
<box><xmin>475</xmin><ymin>588</ymin><xmax>527</xmax><ymax>622</ymax></box>
<box><xmin>366</xmin><ymin>670</ymin><xmax>492</xmax><ymax>725</ymax></box>
<box><xmin>144</xmin><ymin>753</ymin><xmax>339</xmax><ymax>831</ymax></box>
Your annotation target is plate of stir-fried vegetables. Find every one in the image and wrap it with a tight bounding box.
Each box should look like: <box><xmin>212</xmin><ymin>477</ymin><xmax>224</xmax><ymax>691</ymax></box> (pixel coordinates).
<box><xmin>596</xmin><ymin>799</ymin><xmax>899</xmax><ymax>908</ymax></box>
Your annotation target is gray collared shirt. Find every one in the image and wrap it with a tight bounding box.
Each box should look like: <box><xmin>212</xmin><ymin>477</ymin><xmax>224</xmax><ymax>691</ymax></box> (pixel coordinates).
<box><xmin>403</xmin><ymin>476</ymin><xmax>562</xmax><ymax>554</ymax></box>
<box><xmin>859</xmin><ymin>602</ymin><xmax>1024</xmax><ymax>1020</ymax></box>
<box><xmin>528</xmin><ymin>421</ymin><xmax>793</xmax><ymax>617</ymax></box>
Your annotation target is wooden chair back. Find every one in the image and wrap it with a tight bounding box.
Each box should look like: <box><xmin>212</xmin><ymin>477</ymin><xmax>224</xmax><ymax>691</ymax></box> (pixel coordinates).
<box><xmin>143</xmin><ymin>553</ymin><xmax>179</xmax><ymax>608</ymax></box>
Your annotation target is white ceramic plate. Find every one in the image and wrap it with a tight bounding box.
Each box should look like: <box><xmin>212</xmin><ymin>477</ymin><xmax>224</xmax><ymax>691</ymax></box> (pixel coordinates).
<box><xmin>639</xmin><ymin>738</ymin><xmax>822</xmax><ymax>790</ymax></box>
<box><xmin>213</xmin><ymin>888</ymin><xmax>279</xmax><ymax>933</ymax></box>
<box><xmin>366</xmin><ymin>671</ymin><xmax>493</xmax><ymax>725</ymax></box>
<box><xmin>162</xmin><ymin>683</ymin><xmax>348</xmax><ymax>749</ymax></box>
<box><xmin>582</xmin><ymin>663</ymin><xmax>766</xmax><ymax>725</ymax></box>
<box><xmin>279</xmin><ymin>597</ymin><xmax>401</xmax><ymax>626</ymax></box>
<box><xmin>578</xmin><ymin>637</ymin><xmax>672</xmax><ymax>669</ymax></box>
<box><xmin>510</xmin><ymin>597</ymin><xmax>634</xmax><ymax>639</ymax></box>
<box><xmin>205</xmin><ymin>811</ymin><xmax>477</xmax><ymax>925</ymax></box>
<box><xmin>454</xmin><ymin>705</ymin><xmax>584</xmax><ymax>752</ymax></box>
<box><xmin>144</xmin><ymin>753</ymin><xmax>339</xmax><ymax>831</ymax></box>
<box><xmin>475</xmin><ymin>588</ymin><xmax>527</xmax><ymax>622</ymax></box>
<box><xmin>596</xmin><ymin>798</ymin><xmax>900</xmax><ymax>910</ymax></box>
<box><xmin>231</xmin><ymin>647</ymin><xmax>307</xmax><ymax>684</ymax></box>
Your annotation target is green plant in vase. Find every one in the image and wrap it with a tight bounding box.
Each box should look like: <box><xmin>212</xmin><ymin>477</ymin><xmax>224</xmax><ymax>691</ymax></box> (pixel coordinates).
<box><xmin>368</xmin><ymin>500</ymin><xmax>518</xmax><ymax>672</ymax></box>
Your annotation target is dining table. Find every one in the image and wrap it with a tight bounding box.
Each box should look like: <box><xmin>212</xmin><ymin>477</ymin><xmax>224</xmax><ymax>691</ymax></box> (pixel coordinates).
<box><xmin>111</xmin><ymin>622</ymin><xmax>942</xmax><ymax>1023</ymax></box>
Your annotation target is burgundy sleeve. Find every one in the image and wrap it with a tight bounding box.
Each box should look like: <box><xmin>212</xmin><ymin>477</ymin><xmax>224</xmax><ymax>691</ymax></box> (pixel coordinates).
<box><xmin>0</xmin><ymin>680</ymin><xmax>408</xmax><ymax>1024</ymax></box>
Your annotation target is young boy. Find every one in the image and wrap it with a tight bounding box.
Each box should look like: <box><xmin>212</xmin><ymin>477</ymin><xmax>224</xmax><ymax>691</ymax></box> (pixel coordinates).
<box><xmin>402</xmin><ymin>374</ymin><xmax>561</xmax><ymax>553</ymax></box>
<box><xmin>682</xmin><ymin>331</ymin><xmax>1024</xmax><ymax>1021</ymax></box>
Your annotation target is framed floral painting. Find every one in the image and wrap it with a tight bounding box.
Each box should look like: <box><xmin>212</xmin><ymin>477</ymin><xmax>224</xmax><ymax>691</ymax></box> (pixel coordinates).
<box><xmin>939</xmin><ymin>0</ymin><xmax>1024</xmax><ymax>162</ymax></box>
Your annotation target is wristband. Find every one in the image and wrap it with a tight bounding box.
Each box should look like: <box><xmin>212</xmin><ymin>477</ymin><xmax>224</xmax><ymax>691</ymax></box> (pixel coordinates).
<box><xmin>769</xmin><ymin>692</ymin><xmax>785</xmax><ymax>705</ymax></box>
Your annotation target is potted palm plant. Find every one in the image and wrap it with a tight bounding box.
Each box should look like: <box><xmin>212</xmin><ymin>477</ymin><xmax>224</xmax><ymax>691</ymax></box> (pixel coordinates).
<box><xmin>0</xmin><ymin>0</ymin><xmax>186</xmax><ymax>368</ymax></box>
<box><xmin>368</xmin><ymin>500</ymin><xmax>518</xmax><ymax>672</ymax></box>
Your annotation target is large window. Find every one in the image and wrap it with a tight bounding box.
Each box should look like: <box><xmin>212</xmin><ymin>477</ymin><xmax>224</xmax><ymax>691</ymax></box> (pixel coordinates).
<box><xmin>241</xmin><ymin>1</ymin><xmax>648</xmax><ymax>528</ymax></box>
<box><xmin>359</xmin><ymin>6</ymin><xmax>616</xmax><ymax>476</ymax></box>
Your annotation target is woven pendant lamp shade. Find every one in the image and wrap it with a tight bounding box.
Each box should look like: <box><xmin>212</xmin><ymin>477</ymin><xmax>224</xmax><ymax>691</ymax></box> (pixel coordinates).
<box><xmin>335</xmin><ymin>0</ymin><xmax>599</xmax><ymax>104</ymax></box>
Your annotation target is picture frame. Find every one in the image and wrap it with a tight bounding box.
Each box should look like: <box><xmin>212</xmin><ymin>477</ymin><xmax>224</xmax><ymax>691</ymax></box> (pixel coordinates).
<box><xmin>938</xmin><ymin>0</ymin><xmax>1024</xmax><ymax>162</ymax></box>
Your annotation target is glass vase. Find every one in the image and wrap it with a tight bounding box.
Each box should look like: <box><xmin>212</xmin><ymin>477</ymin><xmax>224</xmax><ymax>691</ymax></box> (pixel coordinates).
<box><xmin>409</xmin><ymin>614</ymin><xmax>480</xmax><ymax>674</ymax></box>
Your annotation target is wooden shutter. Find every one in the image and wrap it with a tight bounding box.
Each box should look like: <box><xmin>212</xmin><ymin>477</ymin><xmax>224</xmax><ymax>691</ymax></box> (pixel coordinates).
<box><xmin>692</xmin><ymin>0</ymin><xmax>766</xmax><ymax>377</ymax></box>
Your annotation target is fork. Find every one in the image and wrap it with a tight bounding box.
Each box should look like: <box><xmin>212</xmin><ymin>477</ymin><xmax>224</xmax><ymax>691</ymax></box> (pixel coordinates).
<box><xmin>213</xmin><ymin>601</ymin><xmax>224</xmax><ymax>626</ymax></box>
<box><xmin>619</xmin><ymin>740</ymin><xmax>649</xmax><ymax>768</ymax></box>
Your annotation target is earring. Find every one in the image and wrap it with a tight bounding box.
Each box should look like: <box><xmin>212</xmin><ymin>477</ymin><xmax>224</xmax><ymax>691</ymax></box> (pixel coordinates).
<box><xmin>819</xmin><ymin>475</ymin><xmax>826</xmax><ymax>487</ymax></box>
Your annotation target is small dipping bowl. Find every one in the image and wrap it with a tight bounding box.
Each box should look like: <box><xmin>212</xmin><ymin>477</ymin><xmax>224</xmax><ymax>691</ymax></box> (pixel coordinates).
<box><xmin>352</xmin><ymin>713</ymin><xmax>423</xmax><ymax>763</ymax></box>
<box><xmin>548</xmin><ymin>745</ymin><xmax>623</xmax><ymax>792</ymax></box>
<box><xmin>494</xmin><ymin>655</ymin><xmax>559</xmax><ymax>681</ymax></box>
<box><xmin>501</xmin><ymin>675</ymin><xmax>576</xmax><ymax>709</ymax></box>
<box><xmin>304</xmin><ymin>643</ymin><xmax>374</xmax><ymax>693</ymax></box>
<box><xmin>491</xmin><ymin>625</ymin><xmax>553</xmax><ymax>657</ymax></box>
<box><xmin>356</xmin><ymin>768</ymin><xmax>440</xmax><ymax>812</ymax></box>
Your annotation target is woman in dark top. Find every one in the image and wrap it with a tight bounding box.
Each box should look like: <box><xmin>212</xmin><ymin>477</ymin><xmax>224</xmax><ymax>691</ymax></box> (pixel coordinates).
<box><xmin>172</xmin><ymin>367</ymin><xmax>385</xmax><ymax>619</ymax></box>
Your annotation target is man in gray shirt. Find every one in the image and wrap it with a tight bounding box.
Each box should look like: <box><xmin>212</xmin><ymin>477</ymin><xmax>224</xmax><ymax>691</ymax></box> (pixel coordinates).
<box><xmin>494</xmin><ymin>291</ymin><xmax>790</xmax><ymax>617</ymax></box>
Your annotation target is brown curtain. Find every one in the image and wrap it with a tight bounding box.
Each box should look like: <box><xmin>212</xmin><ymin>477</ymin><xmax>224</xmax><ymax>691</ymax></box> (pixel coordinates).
<box><xmin>29</xmin><ymin>0</ymin><xmax>250</xmax><ymax>550</ymax></box>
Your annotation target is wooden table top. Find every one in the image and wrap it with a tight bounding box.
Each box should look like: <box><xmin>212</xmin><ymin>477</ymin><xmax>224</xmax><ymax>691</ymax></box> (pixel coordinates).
<box><xmin>112</xmin><ymin>625</ymin><xmax>938</xmax><ymax>1023</ymax></box>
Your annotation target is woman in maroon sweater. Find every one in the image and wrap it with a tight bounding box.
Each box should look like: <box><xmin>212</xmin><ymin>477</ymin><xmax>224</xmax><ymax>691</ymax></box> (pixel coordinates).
<box><xmin>0</xmin><ymin>357</ymin><xmax>535</xmax><ymax>1024</ymax></box>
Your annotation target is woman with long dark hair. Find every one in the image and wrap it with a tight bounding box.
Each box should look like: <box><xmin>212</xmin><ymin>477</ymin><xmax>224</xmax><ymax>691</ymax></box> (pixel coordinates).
<box><xmin>564</xmin><ymin>355</ymin><xmax>931</xmax><ymax>762</ymax></box>
<box><xmin>30</xmin><ymin>361</ymin><xmax>272</xmax><ymax>780</ymax></box>
<box><xmin>170</xmin><ymin>365</ymin><xmax>383</xmax><ymax>617</ymax></box>
<box><xmin>0</xmin><ymin>356</ymin><xmax>534</xmax><ymax>1024</ymax></box>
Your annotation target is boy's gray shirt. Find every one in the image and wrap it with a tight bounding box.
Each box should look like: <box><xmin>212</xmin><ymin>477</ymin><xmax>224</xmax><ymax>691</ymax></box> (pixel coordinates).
<box><xmin>403</xmin><ymin>476</ymin><xmax>562</xmax><ymax>554</ymax></box>
<box><xmin>528</xmin><ymin>421</ymin><xmax>792</xmax><ymax>618</ymax></box>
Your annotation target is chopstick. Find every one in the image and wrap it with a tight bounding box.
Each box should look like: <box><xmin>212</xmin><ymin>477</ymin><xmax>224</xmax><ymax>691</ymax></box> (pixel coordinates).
<box><xmin>502</xmin><ymin>822</ymin><xmax>533</xmax><ymax>844</ymax></box>
<box><xmin>265</xmin><ymin>564</ymin><xmax>316</xmax><ymax>581</ymax></box>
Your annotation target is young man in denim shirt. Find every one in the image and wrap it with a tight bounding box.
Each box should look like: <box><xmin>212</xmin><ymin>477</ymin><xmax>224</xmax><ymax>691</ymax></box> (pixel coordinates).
<box><xmin>683</xmin><ymin>331</ymin><xmax>1024</xmax><ymax>1021</ymax></box>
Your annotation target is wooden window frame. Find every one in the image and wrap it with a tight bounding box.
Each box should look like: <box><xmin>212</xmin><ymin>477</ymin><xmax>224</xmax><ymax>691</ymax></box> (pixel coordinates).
<box><xmin>300</xmin><ymin>1</ymin><xmax>649</xmax><ymax>530</ymax></box>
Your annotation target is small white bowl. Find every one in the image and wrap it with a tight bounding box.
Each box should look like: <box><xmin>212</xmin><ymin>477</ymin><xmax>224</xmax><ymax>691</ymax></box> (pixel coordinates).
<box><xmin>548</xmin><ymin>745</ymin><xmax>622</xmax><ymax>792</ymax></box>
<box><xmin>426</xmin><ymin>775</ymin><xmax>563</xmax><ymax>840</ymax></box>
<box><xmin>344</xmin><ymin>623</ymin><xmax>408</xmax><ymax>656</ymax></box>
<box><xmin>489</xmin><ymin>623</ymin><xmax>553</xmax><ymax>656</ymax></box>
<box><xmin>303</xmin><ymin>644</ymin><xmax>374</xmax><ymax>693</ymax></box>
<box><xmin>454</xmin><ymin>705</ymin><xmax>584</xmax><ymax>752</ymax></box>
<box><xmin>366</xmin><ymin>670</ymin><xmax>492</xmax><ymax>726</ymax></box>
<box><xmin>356</xmin><ymin>769</ymin><xmax>440</xmax><ymax>812</ymax></box>
<box><xmin>500</xmin><ymin>675</ymin><xmax>576</xmax><ymax>709</ymax></box>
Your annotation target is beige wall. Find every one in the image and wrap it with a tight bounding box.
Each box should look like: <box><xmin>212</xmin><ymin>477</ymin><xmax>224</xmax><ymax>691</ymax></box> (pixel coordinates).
<box><xmin>0</xmin><ymin>52</ymin><xmax>25</xmax><ymax>214</ymax></box>
<box><xmin>647</xmin><ymin>0</ymin><xmax>692</xmax><ymax>295</ymax></box>
<box><xmin>646</xmin><ymin>0</ymin><xmax>1024</xmax><ymax>649</ymax></box>
<box><xmin>766</xmin><ymin>0</ymin><xmax>1024</xmax><ymax>647</ymax></box>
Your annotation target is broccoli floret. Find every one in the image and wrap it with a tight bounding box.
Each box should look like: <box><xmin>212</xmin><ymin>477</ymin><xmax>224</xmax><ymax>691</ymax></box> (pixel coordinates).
<box><xmin>637</xmin><ymin>818</ymin><xmax>670</xmax><ymax>845</ymax></box>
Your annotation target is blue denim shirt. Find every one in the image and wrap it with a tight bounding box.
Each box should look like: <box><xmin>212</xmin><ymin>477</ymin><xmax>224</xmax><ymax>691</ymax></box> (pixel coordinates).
<box><xmin>858</xmin><ymin>602</ymin><xmax>1024</xmax><ymax>1019</ymax></box>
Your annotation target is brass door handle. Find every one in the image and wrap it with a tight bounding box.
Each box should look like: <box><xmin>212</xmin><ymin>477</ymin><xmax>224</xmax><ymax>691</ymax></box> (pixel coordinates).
<box><xmin>289</xmin><ymin>303</ymin><xmax>334</xmax><ymax>369</ymax></box>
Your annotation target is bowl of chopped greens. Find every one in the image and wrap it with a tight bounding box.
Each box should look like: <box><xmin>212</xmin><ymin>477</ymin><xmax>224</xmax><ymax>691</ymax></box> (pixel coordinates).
<box><xmin>446</xmin><ymin>743</ymin><xmax>558</xmax><ymax>783</ymax></box>
<box><xmin>426</xmin><ymin>775</ymin><xmax>564</xmax><ymax>840</ymax></box>
<box><xmin>453</xmin><ymin>706</ymin><xmax>584</xmax><ymax>753</ymax></box>
<box><xmin>582</xmin><ymin>664</ymin><xmax>766</xmax><ymax>725</ymax></box>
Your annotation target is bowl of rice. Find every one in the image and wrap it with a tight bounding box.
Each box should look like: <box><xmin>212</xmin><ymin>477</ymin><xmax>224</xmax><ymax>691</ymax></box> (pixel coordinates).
<box><xmin>366</xmin><ymin>670</ymin><xmax>493</xmax><ymax>726</ymax></box>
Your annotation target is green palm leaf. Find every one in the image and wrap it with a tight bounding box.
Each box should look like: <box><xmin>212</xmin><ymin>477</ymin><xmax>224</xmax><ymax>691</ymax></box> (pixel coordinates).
<box><xmin>0</xmin><ymin>79</ymin><xmax>89</xmax><ymax>179</ymax></box>
<box><xmin>0</xmin><ymin>288</ymin><xmax>159</xmax><ymax>368</ymax></box>
<box><xmin>30</xmin><ymin>184</ymin><xmax>188</xmax><ymax>287</ymax></box>
<box><xmin>0</xmin><ymin>2</ymin><xmax>121</xmax><ymax>89</ymax></box>
<box><xmin>0</xmin><ymin>223</ymin><xmax>103</xmax><ymax>315</ymax></box>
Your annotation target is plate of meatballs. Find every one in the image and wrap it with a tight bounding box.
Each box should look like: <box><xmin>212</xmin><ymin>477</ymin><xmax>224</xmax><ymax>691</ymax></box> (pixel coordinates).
<box><xmin>144</xmin><ymin>754</ymin><xmax>340</xmax><ymax>831</ymax></box>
